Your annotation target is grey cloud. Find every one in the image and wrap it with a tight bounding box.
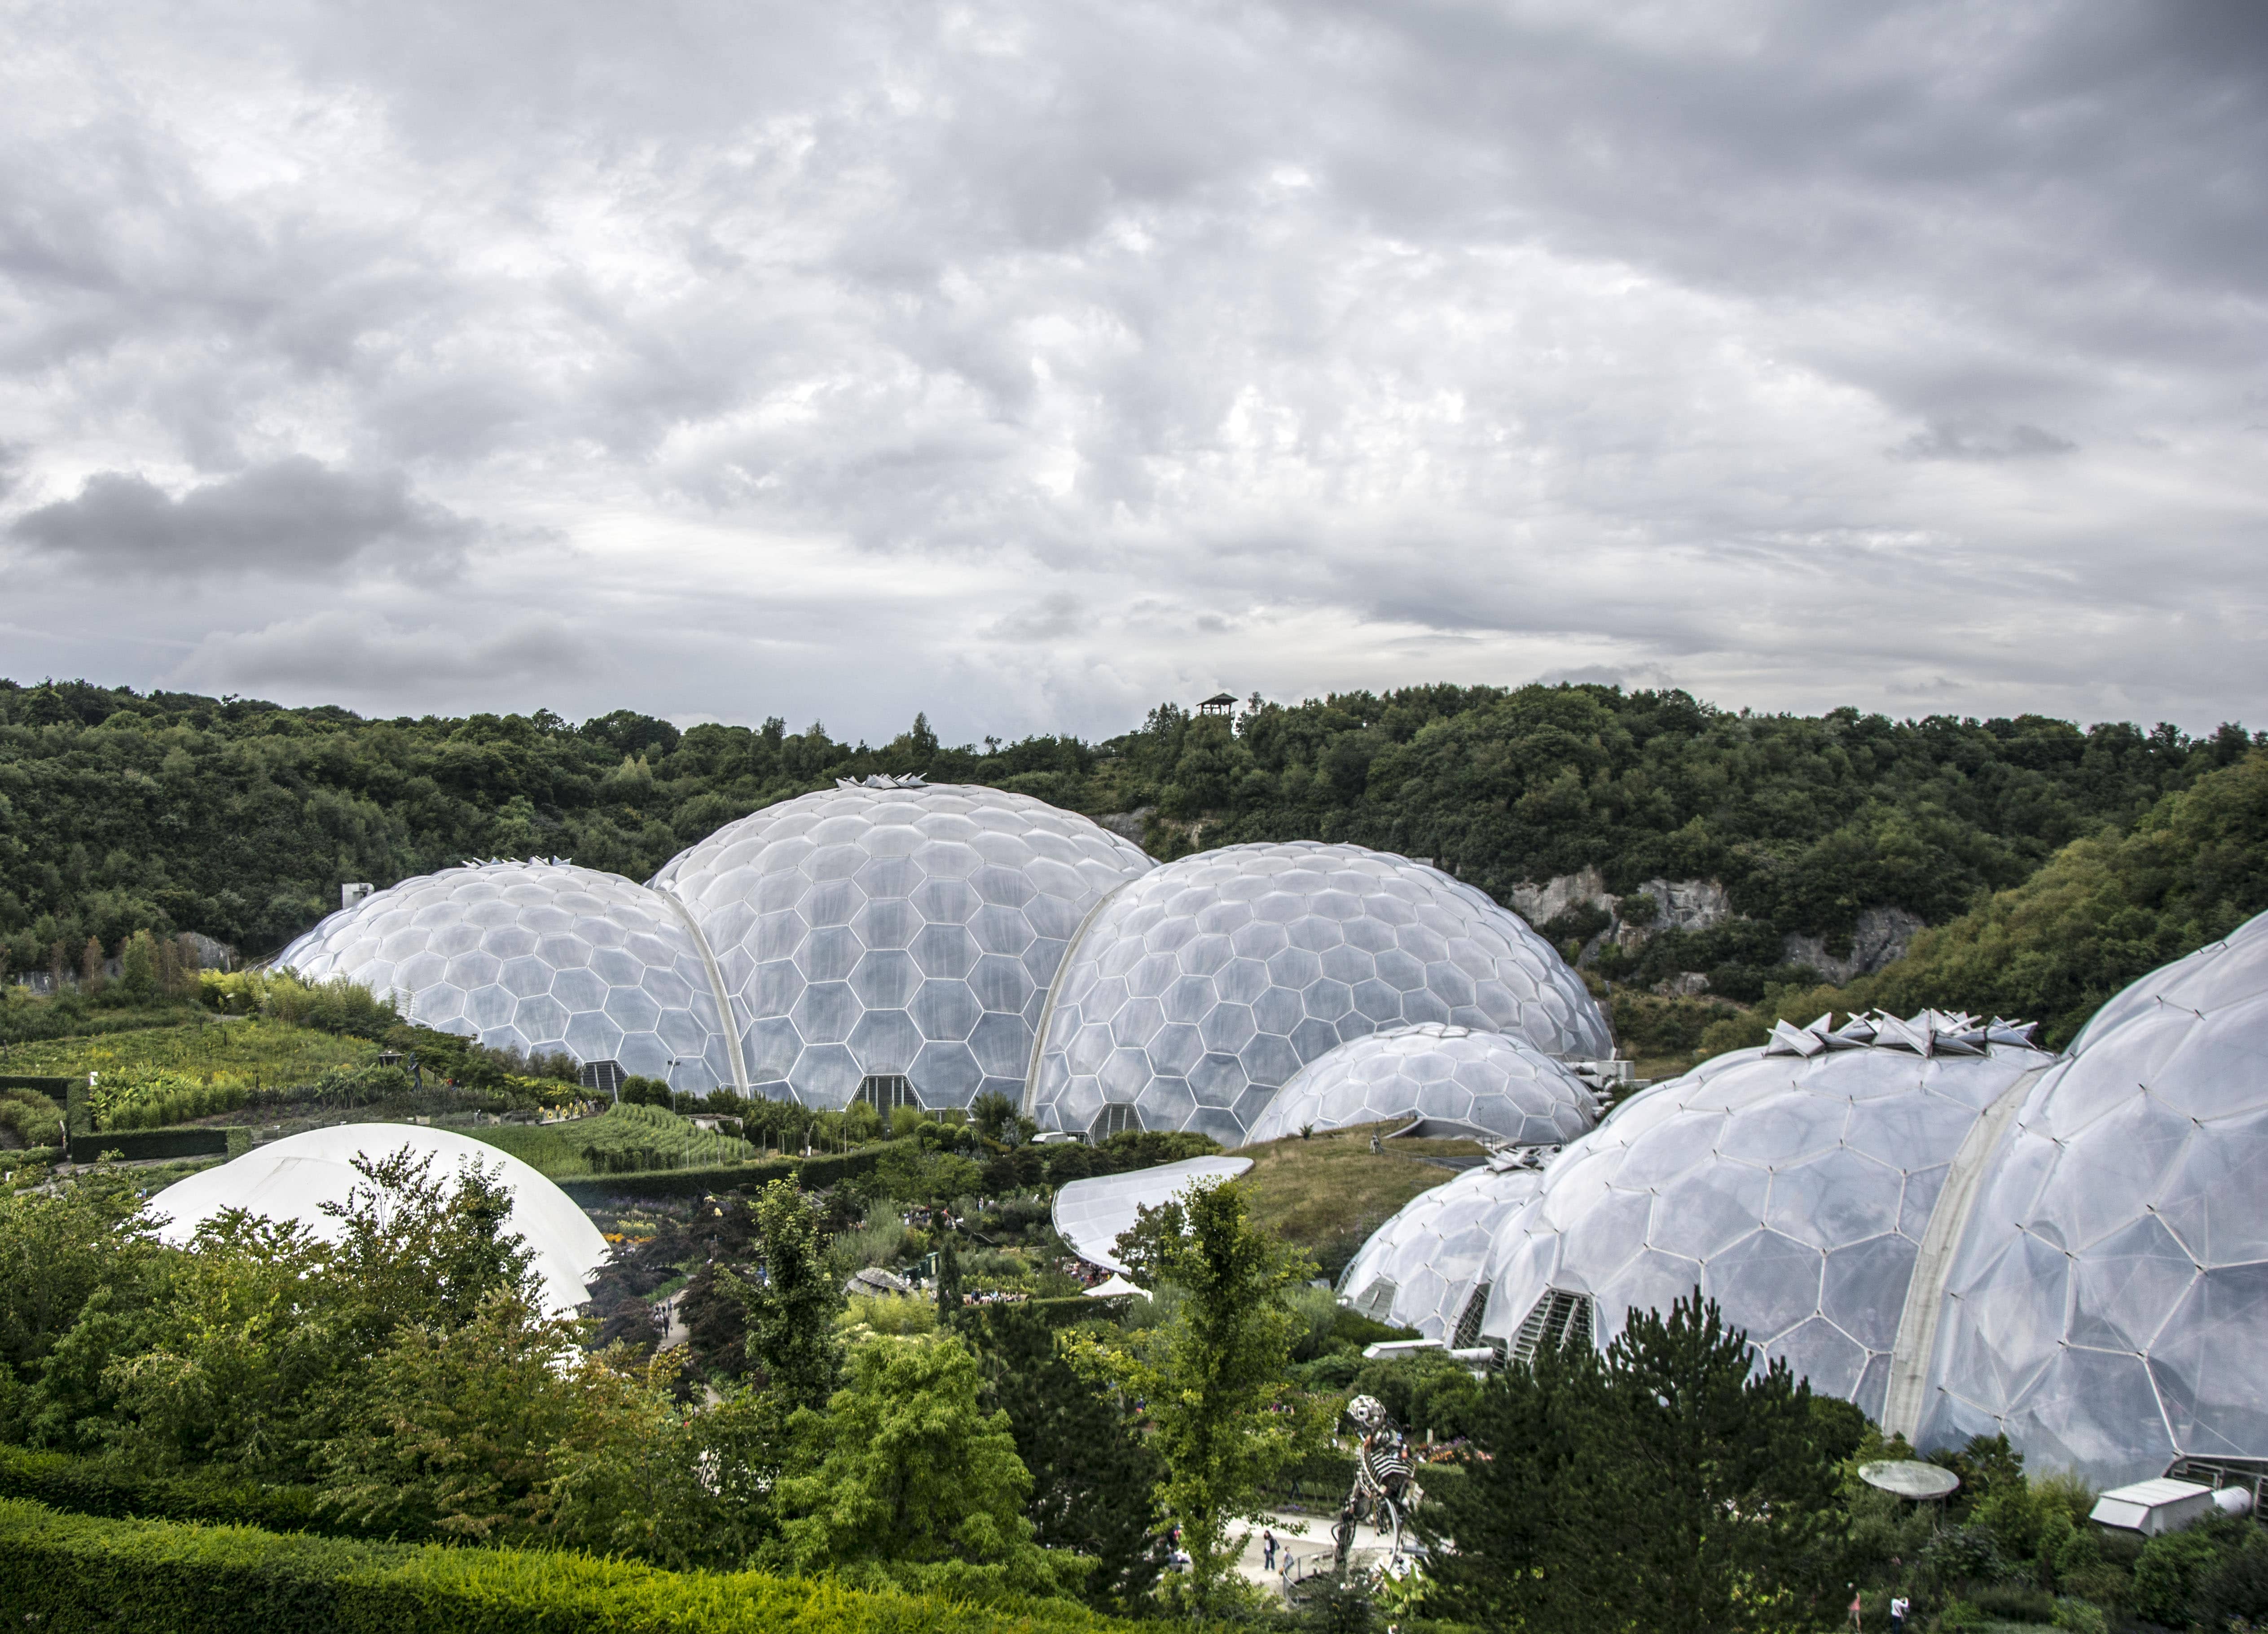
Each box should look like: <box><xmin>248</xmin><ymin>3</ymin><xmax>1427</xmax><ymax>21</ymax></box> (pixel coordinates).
<box><xmin>176</xmin><ymin>611</ymin><xmax>586</xmax><ymax>692</ymax></box>
<box><xmin>1893</xmin><ymin>423</ymin><xmax>2079</xmax><ymax>462</ymax></box>
<box><xmin>984</xmin><ymin>593</ymin><xmax>1087</xmax><ymax>642</ymax></box>
<box><xmin>1</xmin><ymin>0</ymin><xmax>2265</xmax><ymax>738</ymax></box>
<box><xmin>10</xmin><ymin>459</ymin><xmax>472</xmax><ymax>576</ymax></box>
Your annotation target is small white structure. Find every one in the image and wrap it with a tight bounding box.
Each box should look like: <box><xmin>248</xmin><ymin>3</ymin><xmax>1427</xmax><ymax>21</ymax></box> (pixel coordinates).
<box><xmin>1051</xmin><ymin>1155</ymin><xmax>1253</xmax><ymax>1274</ymax></box>
<box><xmin>149</xmin><ymin>1123</ymin><xmax>608</xmax><ymax>1316</ymax></box>
<box><xmin>2090</xmin><ymin>1478</ymin><xmax>2215</xmax><ymax>1536</ymax></box>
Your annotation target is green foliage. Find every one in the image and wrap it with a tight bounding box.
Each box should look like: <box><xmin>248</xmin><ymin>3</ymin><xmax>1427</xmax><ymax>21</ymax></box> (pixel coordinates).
<box><xmin>971</xmin><ymin>1305</ymin><xmax>1168</xmax><ymax>1615</ymax></box>
<box><xmin>2132</xmin><ymin>1520</ymin><xmax>2245</xmax><ymax>1629</ymax></box>
<box><xmin>468</xmin><ymin>1099</ymin><xmax>754</xmax><ymax>1177</ymax></box>
<box><xmin>0</xmin><ymin>1085</ymin><xmax>64</xmax><ymax>1149</ymax></box>
<box><xmin>2</xmin><ymin>674</ymin><xmax>2247</xmax><ymax>983</ymax></box>
<box><xmin>1422</xmin><ymin>1290</ymin><xmax>1845</xmax><ymax>1634</ymax></box>
<box><xmin>1073</xmin><ymin>1178</ymin><xmax>1324</xmax><ymax>1615</ymax></box>
<box><xmin>1712</xmin><ymin>750</ymin><xmax>2268</xmax><ymax>1049</ymax></box>
<box><xmin>769</xmin><ymin>1334</ymin><xmax>1086</xmax><ymax>1605</ymax></box>
<box><xmin>724</xmin><ymin>1180</ymin><xmax>844</xmax><ymax>1409</ymax></box>
<box><xmin>0</xmin><ymin>1443</ymin><xmax>391</xmax><ymax>1538</ymax></box>
<box><xmin>0</xmin><ymin>1015</ymin><xmax>382</xmax><ymax>1105</ymax></box>
<box><xmin>0</xmin><ymin>1494</ymin><xmax>1133</xmax><ymax>1633</ymax></box>
<box><xmin>1</xmin><ymin>1146</ymin><xmax>536</xmax><ymax>1478</ymax></box>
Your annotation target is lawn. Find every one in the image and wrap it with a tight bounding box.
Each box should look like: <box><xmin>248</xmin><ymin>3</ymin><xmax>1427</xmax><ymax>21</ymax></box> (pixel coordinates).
<box><xmin>1236</xmin><ymin>1121</ymin><xmax>1485</xmax><ymax>1275</ymax></box>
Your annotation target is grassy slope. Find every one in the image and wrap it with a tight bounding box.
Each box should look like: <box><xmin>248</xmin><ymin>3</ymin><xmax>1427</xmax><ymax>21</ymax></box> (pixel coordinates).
<box><xmin>1235</xmin><ymin>1122</ymin><xmax>1486</xmax><ymax>1272</ymax></box>
<box><xmin>0</xmin><ymin>1016</ymin><xmax>377</xmax><ymax>1088</ymax></box>
<box><xmin>462</xmin><ymin>1100</ymin><xmax>754</xmax><ymax>1177</ymax></box>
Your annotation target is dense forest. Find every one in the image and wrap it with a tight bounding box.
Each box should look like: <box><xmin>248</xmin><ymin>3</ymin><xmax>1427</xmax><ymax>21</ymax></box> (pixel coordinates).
<box><xmin>0</xmin><ymin>675</ymin><xmax>2256</xmax><ymax>982</ymax></box>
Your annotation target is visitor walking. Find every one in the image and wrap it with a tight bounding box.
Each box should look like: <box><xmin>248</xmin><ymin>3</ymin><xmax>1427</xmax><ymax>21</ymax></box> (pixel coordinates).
<box><xmin>1262</xmin><ymin>1529</ymin><xmax>1277</xmax><ymax>1571</ymax></box>
<box><xmin>1890</xmin><ymin>1594</ymin><xmax>1909</xmax><ymax>1631</ymax></box>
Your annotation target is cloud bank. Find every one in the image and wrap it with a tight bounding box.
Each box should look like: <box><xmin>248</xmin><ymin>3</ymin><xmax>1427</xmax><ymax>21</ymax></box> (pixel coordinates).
<box><xmin>1</xmin><ymin>0</ymin><xmax>2263</xmax><ymax>737</ymax></box>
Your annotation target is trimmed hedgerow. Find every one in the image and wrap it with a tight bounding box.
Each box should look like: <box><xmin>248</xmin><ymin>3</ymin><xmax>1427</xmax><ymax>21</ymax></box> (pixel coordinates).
<box><xmin>0</xmin><ymin>1498</ymin><xmax>1131</xmax><ymax>1634</ymax></box>
<box><xmin>0</xmin><ymin>1446</ymin><xmax>417</xmax><ymax>1541</ymax></box>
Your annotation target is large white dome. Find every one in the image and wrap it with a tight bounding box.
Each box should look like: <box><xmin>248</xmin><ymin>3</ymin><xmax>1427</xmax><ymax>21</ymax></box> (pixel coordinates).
<box><xmin>277</xmin><ymin>861</ymin><xmax>740</xmax><ymax>1094</ymax></box>
<box><xmin>651</xmin><ymin>782</ymin><xmax>1153</xmax><ymax>1110</ymax></box>
<box><xmin>1243</xmin><ymin>1022</ymin><xmax>1599</xmax><ymax>1147</ymax></box>
<box><xmin>1920</xmin><ymin>915</ymin><xmax>2268</xmax><ymax>1485</ymax></box>
<box><xmin>149</xmin><ymin>1123</ymin><xmax>609</xmax><ymax>1315</ymax></box>
<box><xmin>1026</xmin><ymin>842</ymin><xmax>1610</xmax><ymax>1147</ymax></box>
<box><xmin>1480</xmin><ymin>1017</ymin><xmax>2051</xmax><ymax>1421</ymax></box>
<box><xmin>1338</xmin><ymin>1159</ymin><xmax>1548</xmax><ymax>1344</ymax></box>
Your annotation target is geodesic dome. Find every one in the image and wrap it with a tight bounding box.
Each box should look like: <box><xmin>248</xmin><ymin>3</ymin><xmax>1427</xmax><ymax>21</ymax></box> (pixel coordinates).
<box><xmin>277</xmin><ymin>861</ymin><xmax>738</xmax><ymax>1094</ymax></box>
<box><xmin>1337</xmin><ymin>1158</ymin><xmax>1548</xmax><ymax>1344</ymax></box>
<box><xmin>151</xmin><ymin>1123</ymin><xmax>609</xmax><ymax>1315</ymax></box>
<box><xmin>1025</xmin><ymin>842</ymin><xmax>1609</xmax><ymax>1147</ymax></box>
<box><xmin>651</xmin><ymin>782</ymin><xmax>1152</xmax><ymax>1110</ymax></box>
<box><xmin>1243</xmin><ymin>1023</ymin><xmax>1599</xmax><ymax>1147</ymax></box>
<box><xmin>1920</xmin><ymin>914</ymin><xmax>2268</xmax><ymax>1485</ymax></box>
<box><xmin>1479</xmin><ymin>1017</ymin><xmax>2052</xmax><ymax>1419</ymax></box>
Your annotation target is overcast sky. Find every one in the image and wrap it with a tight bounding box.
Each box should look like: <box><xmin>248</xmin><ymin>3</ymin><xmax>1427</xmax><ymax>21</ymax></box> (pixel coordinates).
<box><xmin>4</xmin><ymin>1</ymin><xmax>2265</xmax><ymax>743</ymax></box>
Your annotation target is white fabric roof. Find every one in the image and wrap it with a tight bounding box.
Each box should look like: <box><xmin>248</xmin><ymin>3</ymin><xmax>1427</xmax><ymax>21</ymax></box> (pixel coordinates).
<box><xmin>149</xmin><ymin>1123</ymin><xmax>609</xmax><ymax>1316</ymax></box>
<box><xmin>1051</xmin><ymin>1154</ymin><xmax>1252</xmax><ymax>1274</ymax></box>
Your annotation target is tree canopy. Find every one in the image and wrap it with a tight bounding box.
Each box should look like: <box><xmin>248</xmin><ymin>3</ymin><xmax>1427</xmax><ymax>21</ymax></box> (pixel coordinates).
<box><xmin>2</xmin><ymin>675</ymin><xmax>2252</xmax><ymax>975</ymax></box>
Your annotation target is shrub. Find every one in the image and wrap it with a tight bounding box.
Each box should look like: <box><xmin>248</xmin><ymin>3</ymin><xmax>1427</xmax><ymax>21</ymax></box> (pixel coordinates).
<box><xmin>0</xmin><ymin>1494</ymin><xmax>1129</xmax><ymax>1632</ymax></box>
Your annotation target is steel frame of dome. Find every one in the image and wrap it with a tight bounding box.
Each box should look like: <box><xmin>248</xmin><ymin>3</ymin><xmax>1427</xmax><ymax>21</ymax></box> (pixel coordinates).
<box><xmin>1478</xmin><ymin>1030</ymin><xmax>2053</xmax><ymax>1424</ymax></box>
<box><xmin>1917</xmin><ymin>916</ymin><xmax>2268</xmax><ymax>1485</ymax></box>
<box><xmin>1243</xmin><ymin>1022</ymin><xmax>1600</xmax><ymax>1147</ymax></box>
<box><xmin>1024</xmin><ymin>842</ymin><xmax>1611</xmax><ymax>1148</ymax></box>
<box><xmin>277</xmin><ymin>860</ymin><xmax>742</xmax><ymax>1094</ymax></box>
<box><xmin>649</xmin><ymin>783</ymin><xmax>1153</xmax><ymax>1111</ymax></box>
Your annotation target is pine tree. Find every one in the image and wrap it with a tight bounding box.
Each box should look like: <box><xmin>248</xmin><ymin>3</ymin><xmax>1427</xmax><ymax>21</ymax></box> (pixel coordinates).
<box><xmin>935</xmin><ymin>1228</ymin><xmax>963</xmax><ymax>1325</ymax></box>
<box><xmin>974</xmin><ymin>1305</ymin><xmax>1169</xmax><ymax>1614</ymax></box>
<box><xmin>1423</xmin><ymin>1289</ymin><xmax>1844</xmax><ymax>1634</ymax></box>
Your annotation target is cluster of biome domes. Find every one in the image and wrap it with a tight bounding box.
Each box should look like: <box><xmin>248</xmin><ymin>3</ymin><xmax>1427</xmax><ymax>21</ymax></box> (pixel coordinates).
<box><xmin>281</xmin><ymin>780</ymin><xmax>1613</xmax><ymax>1143</ymax></box>
<box><xmin>279</xmin><ymin>780</ymin><xmax>2268</xmax><ymax>1485</ymax></box>
<box><xmin>1344</xmin><ymin>926</ymin><xmax>2268</xmax><ymax>1489</ymax></box>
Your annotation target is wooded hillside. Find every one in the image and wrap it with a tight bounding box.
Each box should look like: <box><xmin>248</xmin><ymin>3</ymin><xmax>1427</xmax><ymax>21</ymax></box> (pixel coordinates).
<box><xmin>0</xmin><ymin>676</ymin><xmax>2255</xmax><ymax>976</ymax></box>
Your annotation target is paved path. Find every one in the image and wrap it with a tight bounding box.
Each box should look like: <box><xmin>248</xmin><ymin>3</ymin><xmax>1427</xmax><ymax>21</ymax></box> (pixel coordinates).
<box><xmin>1223</xmin><ymin>1510</ymin><xmax>1416</xmax><ymax>1594</ymax></box>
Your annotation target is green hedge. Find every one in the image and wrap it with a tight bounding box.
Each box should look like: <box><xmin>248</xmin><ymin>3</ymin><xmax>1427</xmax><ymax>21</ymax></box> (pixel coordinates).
<box><xmin>3</xmin><ymin>1145</ymin><xmax>60</xmax><ymax>1170</ymax></box>
<box><xmin>66</xmin><ymin>1125</ymin><xmax>230</xmax><ymax>1163</ymax></box>
<box><xmin>0</xmin><ymin>1497</ymin><xmax>1125</xmax><ymax>1633</ymax></box>
<box><xmin>0</xmin><ymin>1446</ymin><xmax>406</xmax><ymax>1541</ymax></box>
<box><xmin>0</xmin><ymin>1075</ymin><xmax>75</xmax><ymax>1096</ymax></box>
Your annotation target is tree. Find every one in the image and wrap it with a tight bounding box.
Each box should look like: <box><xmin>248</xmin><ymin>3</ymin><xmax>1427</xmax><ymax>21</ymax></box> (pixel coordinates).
<box><xmin>1424</xmin><ymin>1289</ymin><xmax>1846</xmax><ymax>1634</ymax></box>
<box><xmin>767</xmin><ymin>1334</ymin><xmax>1084</xmax><ymax>1603</ymax></box>
<box><xmin>935</xmin><ymin>1228</ymin><xmax>964</xmax><ymax>1325</ymax></box>
<box><xmin>719</xmin><ymin>1179</ymin><xmax>841</xmax><ymax>1407</ymax></box>
<box><xmin>1075</xmin><ymin>1177</ymin><xmax>1321</xmax><ymax>1615</ymax></box>
<box><xmin>317</xmin><ymin>1283</ymin><xmax>588</xmax><ymax>1539</ymax></box>
<box><xmin>974</xmin><ymin>1305</ymin><xmax>1169</xmax><ymax>1614</ymax></box>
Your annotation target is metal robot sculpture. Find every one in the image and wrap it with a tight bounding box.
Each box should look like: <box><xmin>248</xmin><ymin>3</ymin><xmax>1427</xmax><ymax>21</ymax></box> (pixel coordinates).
<box><xmin>1333</xmin><ymin>1393</ymin><xmax>1422</xmax><ymax>1575</ymax></box>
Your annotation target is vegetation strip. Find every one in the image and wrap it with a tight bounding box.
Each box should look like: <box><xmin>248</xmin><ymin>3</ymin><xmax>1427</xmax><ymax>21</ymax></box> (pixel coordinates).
<box><xmin>0</xmin><ymin>1498</ymin><xmax>1131</xmax><ymax>1633</ymax></box>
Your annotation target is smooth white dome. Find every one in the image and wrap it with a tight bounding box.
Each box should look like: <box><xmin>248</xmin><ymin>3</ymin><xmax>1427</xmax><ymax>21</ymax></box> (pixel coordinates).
<box><xmin>1243</xmin><ymin>1023</ymin><xmax>1599</xmax><ymax>1147</ymax></box>
<box><xmin>1027</xmin><ymin>842</ymin><xmax>1610</xmax><ymax>1147</ymax></box>
<box><xmin>1922</xmin><ymin>914</ymin><xmax>2268</xmax><ymax>1485</ymax></box>
<box><xmin>652</xmin><ymin>783</ymin><xmax>1152</xmax><ymax>1110</ymax></box>
<box><xmin>277</xmin><ymin>861</ymin><xmax>738</xmax><ymax>1094</ymax></box>
<box><xmin>149</xmin><ymin>1123</ymin><xmax>609</xmax><ymax>1316</ymax></box>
